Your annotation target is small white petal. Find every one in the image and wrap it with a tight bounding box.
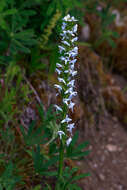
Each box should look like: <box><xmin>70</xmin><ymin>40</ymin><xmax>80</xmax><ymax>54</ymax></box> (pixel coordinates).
<box><xmin>71</xmin><ymin>70</ymin><xmax>77</xmax><ymax>77</ymax></box>
<box><xmin>71</xmin><ymin>37</ymin><xmax>78</xmax><ymax>43</ymax></box>
<box><xmin>58</xmin><ymin>77</ymin><xmax>66</xmax><ymax>84</ymax></box>
<box><xmin>64</xmin><ymin>59</ymin><xmax>68</xmax><ymax>65</ymax></box>
<box><xmin>58</xmin><ymin>45</ymin><xmax>65</xmax><ymax>53</ymax></box>
<box><xmin>64</xmin><ymin>70</ymin><xmax>69</xmax><ymax>73</ymax></box>
<box><xmin>60</xmin><ymin>56</ymin><xmax>69</xmax><ymax>64</ymax></box>
<box><xmin>66</xmin><ymin>137</ymin><xmax>72</xmax><ymax>146</ymax></box>
<box><xmin>70</xmin><ymin>64</ymin><xmax>75</xmax><ymax>70</ymax></box>
<box><xmin>65</xmin><ymin>87</ymin><xmax>73</xmax><ymax>94</ymax></box>
<box><xmin>55</xmin><ymin>68</ymin><xmax>61</xmax><ymax>75</ymax></box>
<box><xmin>67</xmin><ymin>80</ymin><xmax>75</xmax><ymax>87</ymax></box>
<box><xmin>70</xmin><ymin>59</ymin><xmax>77</xmax><ymax>64</ymax></box>
<box><xmin>71</xmin><ymin>16</ymin><xmax>78</xmax><ymax>22</ymax></box>
<box><xmin>62</xmin><ymin>22</ymin><xmax>67</xmax><ymax>30</ymax></box>
<box><xmin>73</xmin><ymin>24</ymin><xmax>78</xmax><ymax>33</ymax></box>
<box><xmin>54</xmin><ymin>105</ymin><xmax>63</xmax><ymax>112</ymax></box>
<box><xmin>60</xmin><ymin>56</ymin><xmax>65</xmax><ymax>61</ymax></box>
<box><xmin>67</xmin><ymin>123</ymin><xmax>75</xmax><ymax>134</ymax></box>
<box><xmin>56</xmin><ymin>63</ymin><xmax>63</xmax><ymax>68</ymax></box>
<box><xmin>71</xmin><ymin>52</ymin><xmax>78</xmax><ymax>57</ymax></box>
<box><xmin>69</xmin><ymin>91</ymin><xmax>77</xmax><ymax>99</ymax></box>
<box><xmin>61</xmin><ymin>115</ymin><xmax>72</xmax><ymax>123</ymax></box>
<box><xmin>66</xmin><ymin>30</ymin><xmax>75</xmax><ymax>36</ymax></box>
<box><xmin>62</xmin><ymin>40</ymin><xmax>70</xmax><ymax>46</ymax></box>
<box><xmin>63</xmin><ymin>98</ymin><xmax>70</xmax><ymax>105</ymax></box>
<box><xmin>63</xmin><ymin>14</ymin><xmax>71</xmax><ymax>21</ymax></box>
<box><xmin>54</xmin><ymin>84</ymin><xmax>62</xmax><ymax>92</ymax></box>
<box><xmin>68</xmin><ymin>101</ymin><xmax>75</xmax><ymax>112</ymax></box>
<box><xmin>58</xmin><ymin>131</ymin><xmax>65</xmax><ymax>139</ymax></box>
<box><xmin>72</xmin><ymin>47</ymin><xmax>78</xmax><ymax>54</ymax></box>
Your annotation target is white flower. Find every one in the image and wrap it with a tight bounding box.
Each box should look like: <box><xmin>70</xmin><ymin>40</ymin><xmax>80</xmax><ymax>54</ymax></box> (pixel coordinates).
<box><xmin>54</xmin><ymin>84</ymin><xmax>62</xmax><ymax>92</ymax></box>
<box><xmin>64</xmin><ymin>70</ymin><xmax>69</xmax><ymax>73</ymax></box>
<box><xmin>55</xmin><ymin>68</ymin><xmax>61</xmax><ymax>75</ymax></box>
<box><xmin>60</xmin><ymin>56</ymin><xmax>69</xmax><ymax>65</ymax></box>
<box><xmin>62</xmin><ymin>40</ymin><xmax>70</xmax><ymax>46</ymax></box>
<box><xmin>73</xmin><ymin>24</ymin><xmax>78</xmax><ymax>33</ymax></box>
<box><xmin>62</xmin><ymin>22</ymin><xmax>67</xmax><ymax>30</ymax></box>
<box><xmin>73</xmin><ymin>46</ymin><xmax>78</xmax><ymax>53</ymax></box>
<box><xmin>58</xmin><ymin>131</ymin><xmax>65</xmax><ymax>139</ymax></box>
<box><xmin>63</xmin><ymin>14</ymin><xmax>77</xmax><ymax>22</ymax></box>
<box><xmin>67</xmin><ymin>123</ymin><xmax>75</xmax><ymax>134</ymax></box>
<box><xmin>68</xmin><ymin>30</ymin><xmax>75</xmax><ymax>36</ymax></box>
<box><xmin>54</xmin><ymin>105</ymin><xmax>63</xmax><ymax>112</ymax></box>
<box><xmin>71</xmin><ymin>37</ymin><xmax>78</xmax><ymax>43</ymax></box>
<box><xmin>71</xmin><ymin>16</ymin><xmax>78</xmax><ymax>22</ymax></box>
<box><xmin>56</xmin><ymin>63</ymin><xmax>63</xmax><ymax>68</ymax></box>
<box><xmin>71</xmin><ymin>70</ymin><xmax>77</xmax><ymax>77</ymax></box>
<box><xmin>70</xmin><ymin>63</ymin><xmax>75</xmax><ymax>70</ymax></box>
<box><xmin>63</xmin><ymin>14</ymin><xmax>71</xmax><ymax>21</ymax></box>
<box><xmin>65</xmin><ymin>87</ymin><xmax>73</xmax><ymax>94</ymax></box>
<box><xmin>60</xmin><ymin>56</ymin><xmax>65</xmax><ymax>61</ymax></box>
<box><xmin>58</xmin><ymin>77</ymin><xmax>66</xmax><ymax>84</ymax></box>
<box><xmin>58</xmin><ymin>45</ymin><xmax>66</xmax><ymax>53</ymax></box>
<box><xmin>66</xmin><ymin>137</ymin><xmax>72</xmax><ymax>146</ymax></box>
<box><xmin>71</xmin><ymin>52</ymin><xmax>78</xmax><ymax>58</ymax></box>
<box><xmin>68</xmin><ymin>101</ymin><xmax>75</xmax><ymax>112</ymax></box>
<box><xmin>69</xmin><ymin>91</ymin><xmax>77</xmax><ymax>99</ymax></box>
<box><xmin>70</xmin><ymin>59</ymin><xmax>77</xmax><ymax>64</ymax></box>
<box><xmin>61</xmin><ymin>30</ymin><xmax>74</xmax><ymax>37</ymax></box>
<box><xmin>64</xmin><ymin>58</ymin><xmax>69</xmax><ymax>65</ymax></box>
<box><xmin>67</xmin><ymin>80</ymin><xmax>75</xmax><ymax>87</ymax></box>
<box><xmin>63</xmin><ymin>98</ymin><xmax>70</xmax><ymax>105</ymax></box>
<box><xmin>65</xmin><ymin>47</ymin><xmax>78</xmax><ymax>57</ymax></box>
<box><xmin>61</xmin><ymin>114</ymin><xmax>72</xmax><ymax>123</ymax></box>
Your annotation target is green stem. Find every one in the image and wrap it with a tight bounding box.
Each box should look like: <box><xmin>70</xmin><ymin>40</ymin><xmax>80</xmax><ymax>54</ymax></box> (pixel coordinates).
<box><xmin>58</xmin><ymin>140</ymin><xmax>64</xmax><ymax>178</ymax></box>
<box><xmin>56</xmin><ymin>140</ymin><xmax>64</xmax><ymax>190</ymax></box>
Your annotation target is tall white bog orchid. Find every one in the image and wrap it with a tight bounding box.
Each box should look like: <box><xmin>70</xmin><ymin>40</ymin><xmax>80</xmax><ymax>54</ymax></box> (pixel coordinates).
<box><xmin>54</xmin><ymin>14</ymin><xmax>78</xmax><ymax>146</ymax></box>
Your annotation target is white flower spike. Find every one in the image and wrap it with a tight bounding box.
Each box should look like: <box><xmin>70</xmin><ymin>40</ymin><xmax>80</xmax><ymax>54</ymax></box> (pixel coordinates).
<box><xmin>54</xmin><ymin>14</ymin><xmax>78</xmax><ymax>145</ymax></box>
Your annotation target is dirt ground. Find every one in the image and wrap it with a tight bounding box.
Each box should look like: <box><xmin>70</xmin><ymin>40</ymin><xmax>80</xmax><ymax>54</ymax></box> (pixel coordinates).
<box><xmin>78</xmin><ymin>113</ymin><xmax>127</xmax><ymax>190</ymax></box>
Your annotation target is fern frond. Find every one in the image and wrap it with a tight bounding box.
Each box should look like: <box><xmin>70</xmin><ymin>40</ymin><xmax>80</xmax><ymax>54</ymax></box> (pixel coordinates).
<box><xmin>39</xmin><ymin>9</ymin><xmax>61</xmax><ymax>49</ymax></box>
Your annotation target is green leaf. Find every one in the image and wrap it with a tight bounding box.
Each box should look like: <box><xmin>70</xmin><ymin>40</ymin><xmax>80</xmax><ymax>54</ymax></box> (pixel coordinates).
<box><xmin>75</xmin><ymin>141</ymin><xmax>89</xmax><ymax>153</ymax></box>
<box><xmin>14</xmin><ymin>29</ymin><xmax>35</xmax><ymax>39</ymax></box>
<box><xmin>71</xmin><ymin>131</ymin><xmax>79</xmax><ymax>147</ymax></box>
<box><xmin>49</xmin><ymin>46</ymin><xmax>59</xmax><ymax>74</ymax></box>
<box><xmin>67</xmin><ymin>184</ymin><xmax>82</xmax><ymax>190</ymax></box>
<box><xmin>44</xmin><ymin>156</ymin><xmax>59</xmax><ymax>168</ymax></box>
<box><xmin>107</xmin><ymin>38</ymin><xmax>116</xmax><ymax>48</ymax></box>
<box><xmin>32</xmin><ymin>145</ymin><xmax>44</xmax><ymax>174</ymax></box>
<box><xmin>0</xmin><ymin>0</ymin><xmax>6</xmax><ymax>12</ymax></box>
<box><xmin>69</xmin><ymin>150</ymin><xmax>90</xmax><ymax>159</ymax></box>
<box><xmin>11</xmin><ymin>39</ymin><xmax>31</xmax><ymax>53</ymax></box>
<box><xmin>41</xmin><ymin>171</ymin><xmax>57</xmax><ymax>176</ymax></box>
<box><xmin>112</xmin><ymin>31</ymin><xmax>119</xmax><ymax>38</ymax></box>
<box><xmin>71</xmin><ymin>173</ymin><xmax>90</xmax><ymax>182</ymax></box>
<box><xmin>47</xmin><ymin>2</ymin><xmax>56</xmax><ymax>16</ymax></box>
<box><xmin>2</xmin><ymin>9</ymin><xmax>17</xmax><ymax>17</ymax></box>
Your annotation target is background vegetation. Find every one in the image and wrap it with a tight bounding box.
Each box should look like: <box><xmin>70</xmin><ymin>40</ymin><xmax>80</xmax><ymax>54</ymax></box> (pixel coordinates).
<box><xmin>0</xmin><ymin>0</ymin><xmax>127</xmax><ymax>189</ymax></box>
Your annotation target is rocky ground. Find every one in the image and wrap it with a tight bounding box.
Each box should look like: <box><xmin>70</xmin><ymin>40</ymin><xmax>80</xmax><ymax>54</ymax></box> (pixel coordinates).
<box><xmin>78</xmin><ymin>113</ymin><xmax>127</xmax><ymax>190</ymax></box>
